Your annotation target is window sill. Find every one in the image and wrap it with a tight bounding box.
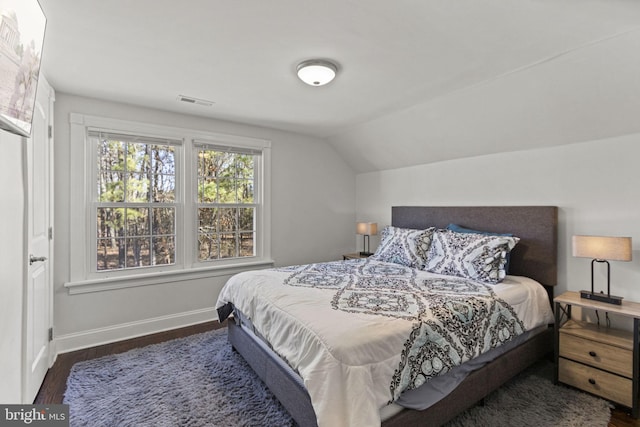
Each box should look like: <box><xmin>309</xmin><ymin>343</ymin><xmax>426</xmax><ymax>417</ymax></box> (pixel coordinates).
<box><xmin>64</xmin><ymin>259</ymin><xmax>275</xmax><ymax>295</ymax></box>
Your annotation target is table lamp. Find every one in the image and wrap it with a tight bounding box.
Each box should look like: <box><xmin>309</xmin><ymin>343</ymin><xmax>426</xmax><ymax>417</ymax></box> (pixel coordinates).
<box><xmin>357</xmin><ymin>222</ymin><xmax>378</xmax><ymax>256</ymax></box>
<box><xmin>572</xmin><ymin>235</ymin><xmax>632</xmax><ymax>305</ymax></box>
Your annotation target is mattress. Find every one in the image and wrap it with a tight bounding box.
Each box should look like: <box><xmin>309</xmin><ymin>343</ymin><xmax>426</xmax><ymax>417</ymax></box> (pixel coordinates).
<box><xmin>216</xmin><ymin>259</ymin><xmax>554</xmax><ymax>427</ymax></box>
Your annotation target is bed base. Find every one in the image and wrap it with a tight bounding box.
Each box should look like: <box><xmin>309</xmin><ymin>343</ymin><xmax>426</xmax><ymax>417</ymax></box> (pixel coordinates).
<box><xmin>228</xmin><ymin>318</ymin><xmax>318</xmax><ymax>427</ymax></box>
<box><xmin>229</xmin><ymin>317</ymin><xmax>552</xmax><ymax>427</ymax></box>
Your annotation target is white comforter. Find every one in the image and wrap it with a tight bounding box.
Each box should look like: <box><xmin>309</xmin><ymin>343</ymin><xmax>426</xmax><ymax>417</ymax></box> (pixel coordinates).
<box><xmin>216</xmin><ymin>259</ymin><xmax>554</xmax><ymax>427</ymax></box>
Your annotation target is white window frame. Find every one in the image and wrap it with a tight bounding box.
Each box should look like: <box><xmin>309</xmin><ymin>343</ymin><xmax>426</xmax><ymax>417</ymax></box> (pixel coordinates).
<box><xmin>66</xmin><ymin>114</ymin><xmax>272</xmax><ymax>294</ymax></box>
<box><xmin>88</xmin><ymin>129</ymin><xmax>183</xmax><ymax>273</ymax></box>
<box><xmin>192</xmin><ymin>139</ymin><xmax>264</xmax><ymax>266</ymax></box>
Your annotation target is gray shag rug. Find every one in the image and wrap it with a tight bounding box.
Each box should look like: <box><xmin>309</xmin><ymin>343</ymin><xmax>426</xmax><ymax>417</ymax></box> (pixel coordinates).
<box><xmin>64</xmin><ymin>328</ymin><xmax>612</xmax><ymax>427</ymax></box>
<box><xmin>443</xmin><ymin>362</ymin><xmax>612</xmax><ymax>427</ymax></box>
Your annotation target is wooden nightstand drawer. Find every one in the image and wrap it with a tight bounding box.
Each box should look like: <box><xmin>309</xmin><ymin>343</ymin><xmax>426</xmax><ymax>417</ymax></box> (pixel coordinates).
<box><xmin>559</xmin><ymin>333</ymin><xmax>633</xmax><ymax>378</ymax></box>
<box><xmin>559</xmin><ymin>358</ymin><xmax>632</xmax><ymax>407</ymax></box>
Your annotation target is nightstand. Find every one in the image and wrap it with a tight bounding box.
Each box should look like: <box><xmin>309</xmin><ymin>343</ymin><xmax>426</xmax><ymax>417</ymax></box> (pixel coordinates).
<box><xmin>554</xmin><ymin>291</ymin><xmax>640</xmax><ymax>418</ymax></box>
<box><xmin>342</xmin><ymin>253</ymin><xmax>371</xmax><ymax>260</ymax></box>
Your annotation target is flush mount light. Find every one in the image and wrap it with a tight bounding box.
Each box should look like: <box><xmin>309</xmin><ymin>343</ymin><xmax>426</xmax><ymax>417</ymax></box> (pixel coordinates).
<box><xmin>296</xmin><ymin>59</ymin><xmax>338</xmax><ymax>86</ymax></box>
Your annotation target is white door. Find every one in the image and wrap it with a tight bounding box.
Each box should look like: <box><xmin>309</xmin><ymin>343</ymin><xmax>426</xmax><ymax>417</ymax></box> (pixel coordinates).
<box><xmin>23</xmin><ymin>77</ymin><xmax>54</xmax><ymax>403</ymax></box>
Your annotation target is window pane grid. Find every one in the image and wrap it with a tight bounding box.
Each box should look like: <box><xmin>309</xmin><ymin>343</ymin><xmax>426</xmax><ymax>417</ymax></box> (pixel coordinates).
<box><xmin>196</xmin><ymin>148</ymin><xmax>255</xmax><ymax>204</ymax></box>
<box><xmin>196</xmin><ymin>145</ymin><xmax>257</xmax><ymax>262</ymax></box>
<box><xmin>196</xmin><ymin>206</ymin><xmax>256</xmax><ymax>261</ymax></box>
<box><xmin>96</xmin><ymin>136</ymin><xmax>176</xmax><ymax>205</ymax></box>
<box><xmin>96</xmin><ymin>206</ymin><xmax>176</xmax><ymax>270</ymax></box>
<box><xmin>94</xmin><ymin>132</ymin><xmax>177</xmax><ymax>272</ymax></box>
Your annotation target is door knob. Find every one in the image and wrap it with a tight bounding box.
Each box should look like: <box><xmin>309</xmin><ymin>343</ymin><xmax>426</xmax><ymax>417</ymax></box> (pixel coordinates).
<box><xmin>29</xmin><ymin>255</ymin><xmax>47</xmax><ymax>265</ymax></box>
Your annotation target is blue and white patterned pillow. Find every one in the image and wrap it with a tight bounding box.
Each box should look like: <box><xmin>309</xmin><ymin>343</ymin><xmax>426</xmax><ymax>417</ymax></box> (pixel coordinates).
<box><xmin>371</xmin><ymin>226</ymin><xmax>435</xmax><ymax>269</ymax></box>
<box><xmin>446</xmin><ymin>223</ymin><xmax>514</xmax><ymax>273</ymax></box>
<box><xmin>424</xmin><ymin>229</ymin><xmax>519</xmax><ymax>283</ymax></box>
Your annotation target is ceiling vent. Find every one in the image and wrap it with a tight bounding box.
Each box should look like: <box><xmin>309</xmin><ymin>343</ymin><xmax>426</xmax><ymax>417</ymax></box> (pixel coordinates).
<box><xmin>177</xmin><ymin>95</ymin><xmax>214</xmax><ymax>107</ymax></box>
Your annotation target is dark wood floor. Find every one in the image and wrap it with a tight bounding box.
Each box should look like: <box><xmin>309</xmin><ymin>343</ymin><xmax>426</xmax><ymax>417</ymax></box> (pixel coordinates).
<box><xmin>34</xmin><ymin>320</ymin><xmax>638</xmax><ymax>426</ymax></box>
<box><xmin>612</xmin><ymin>409</ymin><xmax>640</xmax><ymax>427</ymax></box>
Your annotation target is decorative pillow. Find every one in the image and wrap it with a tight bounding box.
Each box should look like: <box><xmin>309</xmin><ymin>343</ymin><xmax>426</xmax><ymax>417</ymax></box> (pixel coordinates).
<box><xmin>446</xmin><ymin>223</ymin><xmax>514</xmax><ymax>273</ymax></box>
<box><xmin>424</xmin><ymin>229</ymin><xmax>520</xmax><ymax>283</ymax></box>
<box><xmin>371</xmin><ymin>226</ymin><xmax>435</xmax><ymax>269</ymax></box>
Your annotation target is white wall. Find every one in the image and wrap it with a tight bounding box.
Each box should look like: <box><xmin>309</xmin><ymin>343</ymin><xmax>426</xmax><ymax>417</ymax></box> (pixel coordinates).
<box><xmin>0</xmin><ymin>131</ymin><xmax>25</xmax><ymax>403</ymax></box>
<box><xmin>53</xmin><ymin>93</ymin><xmax>355</xmax><ymax>350</ymax></box>
<box><xmin>356</xmin><ymin>137</ymin><xmax>640</xmax><ymax>314</ymax></box>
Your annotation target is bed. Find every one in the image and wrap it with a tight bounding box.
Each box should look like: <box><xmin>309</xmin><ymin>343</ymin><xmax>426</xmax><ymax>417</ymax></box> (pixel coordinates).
<box><xmin>216</xmin><ymin>206</ymin><xmax>558</xmax><ymax>427</ymax></box>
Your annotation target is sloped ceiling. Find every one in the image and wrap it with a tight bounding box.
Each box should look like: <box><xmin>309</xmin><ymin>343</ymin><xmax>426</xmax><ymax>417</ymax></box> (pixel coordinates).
<box><xmin>38</xmin><ymin>0</ymin><xmax>640</xmax><ymax>173</ymax></box>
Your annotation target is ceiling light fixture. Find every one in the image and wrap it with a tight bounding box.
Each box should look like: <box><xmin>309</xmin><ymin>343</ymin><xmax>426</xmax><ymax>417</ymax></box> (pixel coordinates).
<box><xmin>296</xmin><ymin>59</ymin><xmax>338</xmax><ymax>86</ymax></box>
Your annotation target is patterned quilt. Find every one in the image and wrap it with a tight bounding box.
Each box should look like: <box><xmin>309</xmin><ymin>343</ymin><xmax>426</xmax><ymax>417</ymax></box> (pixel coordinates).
<box><xmin>276</xmin><ymin>260</ymin><xmax>525</xmax><ymax>402</ymax></box>
<box><xmin>217</xmin><ymin>259</ymin><xmax>550</xmax><ymax>427</ymax></box>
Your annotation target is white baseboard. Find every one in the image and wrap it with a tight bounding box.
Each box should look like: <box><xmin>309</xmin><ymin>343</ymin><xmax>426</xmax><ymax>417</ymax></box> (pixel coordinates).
<box><xmin>54</xmin><ymin>307</ymin><xmax>219</xmax><ymax>356</ymax></box>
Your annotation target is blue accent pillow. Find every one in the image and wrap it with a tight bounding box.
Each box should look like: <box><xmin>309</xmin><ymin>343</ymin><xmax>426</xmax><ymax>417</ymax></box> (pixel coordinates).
<box><xmin>446</xmin><ymin>224</ymin><xmax>514</xmax><ymax>274</ymax></box>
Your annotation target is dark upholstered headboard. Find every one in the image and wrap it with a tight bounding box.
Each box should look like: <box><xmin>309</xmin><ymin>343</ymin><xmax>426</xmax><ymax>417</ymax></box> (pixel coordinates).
<box><xmin>392</xmin><ymin>206</ymin><xmax>558</xmax><ymax>288</ymax></box>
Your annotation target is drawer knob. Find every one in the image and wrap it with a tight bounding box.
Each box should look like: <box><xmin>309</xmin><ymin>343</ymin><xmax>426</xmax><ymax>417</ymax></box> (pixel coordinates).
<box><xmin>588</xmin><ymin>378</ymin><xmax>596</xmax><ymax>385</ymax></box>
<box><xmin>588</xmin><ymin>351</ymin><xmax>597</xmax><ymax>357</ymax></box>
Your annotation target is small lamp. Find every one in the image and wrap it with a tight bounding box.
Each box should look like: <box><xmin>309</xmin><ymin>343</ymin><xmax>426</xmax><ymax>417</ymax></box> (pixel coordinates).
<box><xmin>572</xmin><ymin>235</ymin><xmax>632</xmax><ymax>305</ymax></box>
<box><xmin>357</xmin><ymin>222</ymin><xmax>378</xmax><ymax>256</ymax></box>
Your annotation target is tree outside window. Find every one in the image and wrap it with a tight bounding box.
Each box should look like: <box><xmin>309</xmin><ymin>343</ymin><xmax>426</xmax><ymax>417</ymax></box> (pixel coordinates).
<box><xmin>93</xmin><ymin>132</ymin><xmax>177</xmax><ymax>271</ymax></box>
<box><xmin>196</xmin><ymin>146</ymin><xmax>257</xmax><ymax>261</ymax></box>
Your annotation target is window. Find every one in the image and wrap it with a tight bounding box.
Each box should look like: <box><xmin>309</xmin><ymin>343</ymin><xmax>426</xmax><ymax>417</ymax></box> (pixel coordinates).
<box><xmin>91</xmin><ymin>131</ymin><xmax>179</xmax><ymax>271</ymax></box>
<box><xmin>195</xmin><ymin>144</ymin><xmax>259</xmax><ymax>261</ymax></box>
<box><xmin>67</xmin><ymin>113</ymin><xmax>272</xmax><ymax>291</ymax></box>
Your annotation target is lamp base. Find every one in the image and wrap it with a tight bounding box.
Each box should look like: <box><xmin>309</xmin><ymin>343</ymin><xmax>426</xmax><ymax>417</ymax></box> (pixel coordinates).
<box><xmin>580</xmin><ymin>290</ymin><xmax>623</xmax><ymax>305</ymax></box>
<box><xmin>359</xmin><ymin>251</ymin><xmax>373</xmax><ymax>257</ymax></box>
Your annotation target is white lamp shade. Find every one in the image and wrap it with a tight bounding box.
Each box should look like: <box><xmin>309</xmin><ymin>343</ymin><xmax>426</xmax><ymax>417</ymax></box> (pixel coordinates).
<box><xmin>572</xmin><ymin>235</ymin><xmax>632</xmax><ymax>261</ymax></box>
<box><xmin>357</xmin><ymin>222</ymin><xmax>378</xmax><ymax>236</ymax></box>
<box><xmin>297</xmin><ymin>60</ymin><xmax>337</xmax><ymax>86</ymax></box>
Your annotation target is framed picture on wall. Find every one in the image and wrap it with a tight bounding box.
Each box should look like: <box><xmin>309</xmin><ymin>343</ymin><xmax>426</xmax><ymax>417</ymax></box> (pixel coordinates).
<box><xmin>0</xmin><ymin>0</ymin><xmax>46</xmax><ymax>137</ymax></box>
